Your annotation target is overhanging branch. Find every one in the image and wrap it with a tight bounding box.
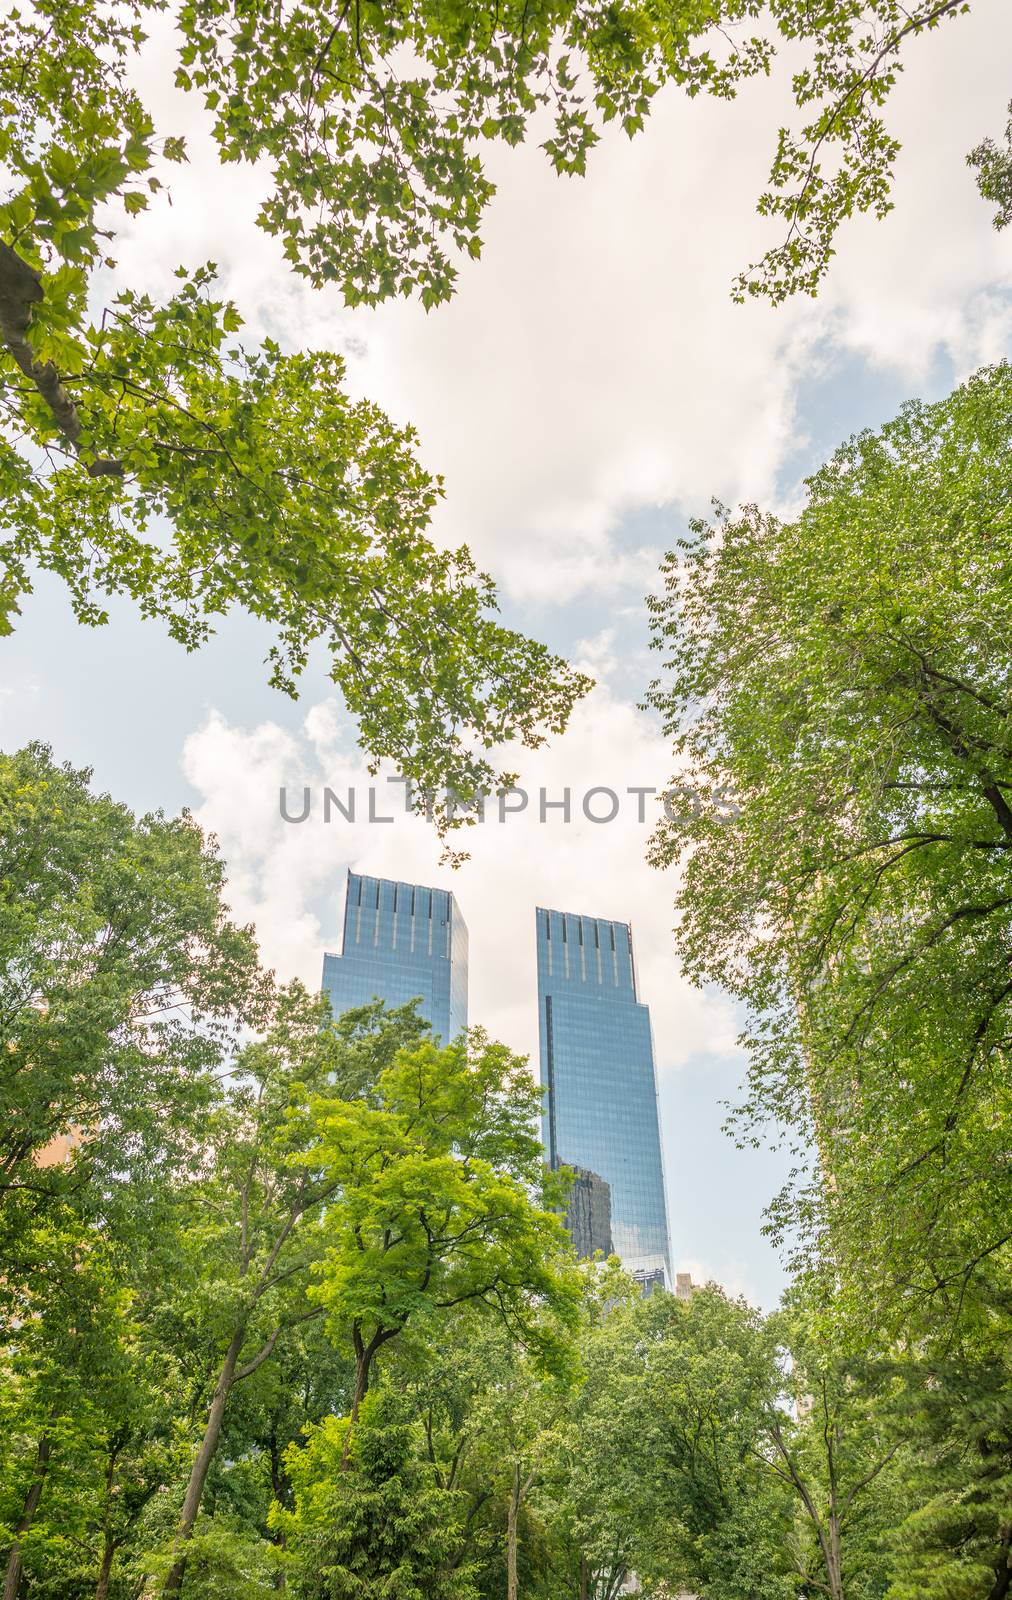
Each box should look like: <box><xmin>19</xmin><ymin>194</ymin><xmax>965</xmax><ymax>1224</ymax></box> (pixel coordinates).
<box><xmin>0</xmin><ymin>240</ymin><xmax>123</xmax><ymax>478</ymax></box>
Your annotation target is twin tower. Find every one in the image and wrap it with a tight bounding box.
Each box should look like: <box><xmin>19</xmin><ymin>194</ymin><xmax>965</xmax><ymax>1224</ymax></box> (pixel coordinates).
<box><xmin>322</xmin><ymin>870</ymin><xmax>671</xmax><ymax>1288</ymax></box>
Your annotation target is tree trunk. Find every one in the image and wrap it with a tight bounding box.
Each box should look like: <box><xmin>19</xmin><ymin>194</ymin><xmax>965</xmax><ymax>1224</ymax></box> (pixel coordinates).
<box><xmin>579</xmin><ymin>1554</ymin><xmax>589</xmax><ymax>1600</ymax></box>
<box><xmin>506</xmin><ymin>1463</ymin><xmax>521</xmax><ymax>1600</ymax></box>
<box><xmin>269</xmin><ymin>1429</ymin><xmax>287</xmax><ymax>1591</ymax></box>
<box><xmin>2</xmin><ymin>1432</ymin><xmax>51</xmax><ymax>1600</ymax></box>
<box><xmin>352</xmin><ymin>1352</ymin><xmax>370</xmax><ymax>1422</ymax></box>
<box><xmin>987</xmin><ymin>1525</ymin><xmax>1012</xmax><ymax>1600</ymax></box>
<box><xmin>158</xmin><ymin>1324</ymin><xmax>246</xmax><ymax>1598</ymax></box>
<box><xmin>340</xmin><ymin>1349</ymin><xmax>372</xmax><ymax>1470</ymax></box>
<box><xmin>95</xmin><ymin>1537</ymin><xmax>117</xmax><ymax>1600</ymax></box>
<box><xmin>341</xmin><ymin>1325</ymin><xmax>394</xmax><ymax>1468</ymax></box>
<box><xmin>825</xmin><ymin>1512</ymin><xmax>844</xmax><ymax>1600</ymax></box>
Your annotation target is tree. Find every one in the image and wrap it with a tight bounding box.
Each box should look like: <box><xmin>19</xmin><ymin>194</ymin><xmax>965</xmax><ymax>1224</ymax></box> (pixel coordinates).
<box><xmin>198</xmin><ymin>1309</ymin><xmax>358</xmax><ymax>1584</ymax></box>
<box><xmin>760</xmin><ymin>1289</ymin><xmax>911</xmax><ymax>1600</ymax></box>
<box><xmin>146</xmin><ymin>1004</ymin><xmax>579</xmax><ymax>1599</ymax></box>
<box><xmin>306</xmin><ymin>1026</ymin><xmax>581</xmax><ymax>1439</ymax></box>
<box><xmin>461</xmin><ymin>1331</ymin><xmax>576</xmax><ymax>1600</ymax></box>
<box><xmin>0</xmin><ymin>742</ymin><xmax>259</xmax><ymax>1274</ymax></box>
<box><xmin>533</xmin><ymin>1261</ymin><xmax>642</xmax><ymax>1600</ymax></box>
<box><xmin>886</xmin><ymin>1269</ymin><xmax>1012</xmax><ymax>1600</ymax></box>
<box><xmin>645</xmin><ymin>361</ymin><xmax>1012</xmax><ymax>1324</ymax></box>
<box><xmin>145</xmin><ymin>995</ymin><xmax>429</xmax><ymax>1599</ymax></box>
<box><xmin>277</xmin><ymin>1388</ymin><xmax>480</xmax><ymax>1600</ymax></box>
<box><xmin>268</xmin><ymin>1033</ymin><xmax>580</xmax><ymax>1598</ymax></box>
<box><xmin>383</xmin><ymin>1310</ymin><xmax>544</xmax><ymax>1596</ymax></box>
<box><xmin>621</xmin><ymin>1286</ymin><xmax>796</xmax><ymax>1600</ymax></box>
<box><xmin>277</xmin><ymin>1299</ymin><xmax>581</xmax><ymax>1600</ymax></box>
<box><xmin>0</xmin><ymin>0</ymin><xmax>599</xmax><ymax>821</ymax></box>
<box><xmin>545</xmin><ymin>1275</ymin><xmax>796</xmax><ymax>1600</ymax></box>
<box><xmin>0</xmin><ymin>1203</ymin><xmax>177</xmax><ymax>1600</ymax></box>
<box><xmin>1</xmin><ymin>1</ymin><xmax>1002</xmax><ymax>812</ymax></box>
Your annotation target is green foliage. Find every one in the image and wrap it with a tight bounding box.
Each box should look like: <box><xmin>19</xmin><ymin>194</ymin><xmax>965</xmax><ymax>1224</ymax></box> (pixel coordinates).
<box><xmin>589</xmin><ymin>1285</ymin><xmax>796</xmax><ymax>1600</ymax></box>
<box><xmin>0</xmin><ymin>736</ymin><xmax>590</xmax><ymax>1600</ymax></box>
<box><xmin>0</xmin><ymin>5</ymin><xmax>591</xmax><ymax>825</ymax></box>
<box><xmin>646</xmin><ymin>362</ymin><xmax>1012</xmax><ymax>1324</ymax></box>
<box><xmin>885</xmin><ymin>1273</ymin><xmax>1012</xmax><ymax>1600</ymax></box>
<box><xmin>643</xmin><ymin>358</ymin><xmax>1012</xmax><ymax>1600</ymax></box>
<box><xmin>731</xmin><ymin>0</ymin><xmax>973</xmax><ymax>302</ymax></box>
<box><xmin>1</xmin><ymin>0</ymin><xmax>993</xmax><ymax>811</ymax></box>
<box><xmin>0</xmin><ymin>262</ymin><xmax>588</xmax><ymax>822</ymax></box>
<box><xmin>174</xmin><ymin>0</ymin><xmax>771</xmax><ymax>309</ymax></box>
<box><xmin>0</xmin><ymin>5</ymin><xmax>997</xmax><ymax>822</ymax></box>
<box><xmin>0</xmin><ymin>741</ymin><xmax>259</xmax><ymax>1278</ymax></box>
<box><xmin>1</xmin><ymin>0</ymin><xmax>982</xmax><ymax>330</ymax></box>
<box><xmin>307</xmin><ymin>1026</ymin><xmax>582</xmax><ymax>1411</ymax></box>
<box><xmin>5</xmin><ymin>743</ymin><xmax>1012</xmax><ymax>1600</ymax></box>
<box><xmin>968</xmin><ymin>101</ymin><xmax>1012</xmax><ymax>230</ymax></box>
<box><xmin>767</xmin><ymin>1286</ymin><xmax>916</xmax><ymax>1600</ymax></box>
<box><xmin>145</xmin><ymin>995</ymin><xmax>438</xmax><ymax>1596</ymax></box>
<box><xmin>143</xmin><ymin>1519</ymin><xmax>284</xmax><ymax>1598</ymax></box>
<box><xmin>277</xmin><ymin>1389</ymin><xmax>480</xmax><ymax>1598</ymax></box>
<box><xmin>0</xmin><ymin>1194</ymin><xmax>193</xmax><ymax>1600</ymax></box>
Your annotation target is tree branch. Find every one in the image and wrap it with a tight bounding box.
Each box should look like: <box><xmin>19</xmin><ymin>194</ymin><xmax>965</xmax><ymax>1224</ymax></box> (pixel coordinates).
<box><xmin>0</xmin><ymin>240</ymin><xmax>123</xmax><ymax>477</ymax></box>
<box><xmin>234</xmin><ymin>1305</ymin><xmax>325</xmax><ymax>1382</ymax></box>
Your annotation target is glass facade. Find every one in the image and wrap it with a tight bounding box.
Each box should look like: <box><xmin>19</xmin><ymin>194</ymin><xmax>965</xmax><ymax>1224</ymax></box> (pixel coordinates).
<box><xmin>322</xmin><ymin>871</ymin><xmax>468</xmax><ymax>1043</ymax></box>
<box><xmin>536</xmin><ymin>906</ymin><xmax>670</xmax><ymax>1282</ymax></box>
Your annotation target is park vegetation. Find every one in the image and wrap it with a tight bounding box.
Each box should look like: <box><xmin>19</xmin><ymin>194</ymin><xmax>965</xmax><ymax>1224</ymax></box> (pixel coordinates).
<box><xmin>3</xmin><ymin>0</ymin><xmax>1011</xmax><ymax>1593</ymax></box>
<box><xmin>2</xmin><ymin>702</ymin><xmax>1011</xmax><ymax>1597</ymax></box>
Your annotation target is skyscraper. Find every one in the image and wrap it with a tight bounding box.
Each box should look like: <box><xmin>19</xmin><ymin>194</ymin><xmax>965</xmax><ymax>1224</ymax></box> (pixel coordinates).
<box><xmin>322</xmin><ymin>871</ymin><xmax>468</xmax><ymax>1042</ymax></box>
<box><xmin>536</xmin><ymin>906</ymin><xmax>670</xmax><ymax>1283</ymax></box>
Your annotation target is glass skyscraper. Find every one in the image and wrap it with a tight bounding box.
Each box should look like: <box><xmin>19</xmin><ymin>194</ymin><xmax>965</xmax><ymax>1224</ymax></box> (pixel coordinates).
<box><xmin>536</xmin><ymin>906</ymin><xmax>670</xmax><ymax>1282</ymax></box>
<box><xmin>322</xmin><ymin>871</ymin><xmax>468</xmax><ymax>1042</ymax></box>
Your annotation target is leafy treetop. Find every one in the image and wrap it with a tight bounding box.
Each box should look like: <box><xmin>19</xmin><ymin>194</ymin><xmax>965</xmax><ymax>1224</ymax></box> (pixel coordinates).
<box><xmin>0</xmin><ymin>0</ymin><xmax>996</xmax><ymax>825</ymax></box>
<box><xmin>645</xmin><ymin>361</ymin><xmax>1012</xmax><ymax>1327</ymax></box>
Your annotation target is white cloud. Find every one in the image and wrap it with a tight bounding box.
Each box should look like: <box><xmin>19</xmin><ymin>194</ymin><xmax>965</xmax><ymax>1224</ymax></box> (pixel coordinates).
<box><xmin>180</xmin><ymin>684</ymin><xmax>736</xmax><ymax>1083</ymax></box>
<box><xmin>819</xmin><ymin>1</ymin><xmax>1012</xmax><ymax>380</ymax></box>
<box><xmin>677</xmin><ymin>1255</ymin><xmax>766</xmax><ymax>1308</ymax></box>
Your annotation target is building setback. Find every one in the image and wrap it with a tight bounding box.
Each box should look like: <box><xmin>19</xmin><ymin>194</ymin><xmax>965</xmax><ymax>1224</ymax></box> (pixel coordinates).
<box><xmin>322</xmin><ymin>870</ymin><xmax>468</xmax><ymax>1043</ymax></box>
<box><xmin>536</xmin><ymin>906</ymin><xmax>670</xmax><ymax>1284</ymax></box>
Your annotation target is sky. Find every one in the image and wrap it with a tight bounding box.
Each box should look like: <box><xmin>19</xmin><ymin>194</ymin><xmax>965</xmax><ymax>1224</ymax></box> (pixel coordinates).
<box><xmin>3</xmin><ymin>1</ymin><xmax>1011</xmax><ymax>1306</ymax></box>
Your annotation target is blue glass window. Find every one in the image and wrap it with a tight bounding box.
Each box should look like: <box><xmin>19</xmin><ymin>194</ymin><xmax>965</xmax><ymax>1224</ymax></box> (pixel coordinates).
<box><xmin>322</xmin><ymin>871</ymin><xmax>468</xmax><ymax>1044</ymax></box>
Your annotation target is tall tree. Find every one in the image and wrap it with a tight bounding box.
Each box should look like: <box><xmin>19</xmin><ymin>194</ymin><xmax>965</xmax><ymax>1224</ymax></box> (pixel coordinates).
<box><xmin>886</xmin><ymin>1270</ymin><xmax>1012</xmax><ymax>1600</ymax></box>
<box><xmin>0</xmin><ymin>741</ymin><xmax>259</xmax><ymax>1271</ymax></box>
<box><xmin>0</xmin><ymin>1204</ymin><xmax>175</xmax><ymax>1600</ymax></box>
<box><xmin>646</xmin><ymin>361</ymin><xmax>1012</xmax><ymax>1325</ymax></box>
<box><xmin>540</xmin><ymin>1263</ymin><xmax>643</xmax><ymax>1600</ymax></box>
<box><xmin>145</xmin><ymin>995</ymin><xmax>428</xmax><ymax>1599</ymax></box>
<box><xmin>306</xmin><ymin>1025</ymin><xmax>580</xmax><ymax>1433</ymax></box>
<box><xmin>760</xmin><ymin>1289</ymin><xmax>911</xmax><ymax>1600</ymax></box>
<box><xmin>147</xmin><ymin>1004</ymin><xmax>578</xmax><ymax>1598</ymax></box>
<box><xmin>460</xmin><ymin>1331</ymin><xmax>576</xmax><ymax>1600</ymax></box>
<box><xmin>621</xmin><ymin>1286</ymin><xmax>796</xmax><ymax>1600</ymax></box>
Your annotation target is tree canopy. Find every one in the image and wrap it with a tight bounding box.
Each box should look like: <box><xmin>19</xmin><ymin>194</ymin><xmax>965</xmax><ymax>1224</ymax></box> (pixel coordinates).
<box><xmin>646</xmin><ymin>361</ymin><xmax>1012</xmax><ymax>1327</ymax></box>
<box><xmin>0</xmin><ymin>740</ymin><xmax>259</xmax><ymax>1278</ymax></box>
<box><xmin>1</xmin><ymin>0</ymin><xmax>999</xmax><ymax>815</ymax></box>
